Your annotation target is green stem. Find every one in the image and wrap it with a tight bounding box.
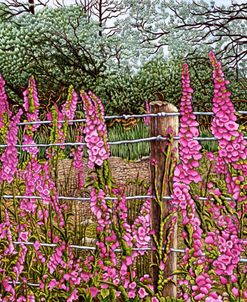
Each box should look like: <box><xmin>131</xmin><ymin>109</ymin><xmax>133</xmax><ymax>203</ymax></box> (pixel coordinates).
<box><xmin>154</xmin><ymin>163</ymin><xmax>161</xmax><ymax>204</ymax></box>
<box><xmin>49</xmin><ymin>203</ymin><xmax>53</xmax><ymax>242</ymax></box>
<box><xmin>27</xmin><ymin>212</ymin><xmax>48</xmax><ymax>257</ymax></box>
<box><xmin>239</xmin><ymin>203</ymin><xmax>245</xmax><ymax>238</ymax></box>
<box><xmin>11</xmin><ymin>181</ymin><xmax>19</xmax><ymax>223</ymax></box>
<box><xmin>96</xmin><ymin>166</ymin><xmax>105</xmax><ymax>189</ymax></box>
<box><xmin>37</xmin><ymin>199</ymin><xmax>49</xmax><ymax>241</ymax></box>
<box><xmin>161</xmin><ymin>142</ymin><xmax>171</xmax><ymax>200</ymax></box>
<box><xmin>0</xmin><ymin>181</ymin><xmax>6</xmax><ymax>223</ymax></box>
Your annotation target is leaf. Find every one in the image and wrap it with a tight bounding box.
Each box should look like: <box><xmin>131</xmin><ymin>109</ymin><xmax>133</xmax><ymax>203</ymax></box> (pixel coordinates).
<box><xmin>53</xmin><ymin>225</ymin><xmax>66</xmax><ymax>241</ymax></box>
<box><xmin>184</xmin><ymin>223</ymin><xmax>193</xmax><ymax>247</ymax></box>
<box><xmin>171</xmin><ymin>269</ymin><xmax>188</xmax><ymax>275</ymax></box>
<box><xmin>100</xmin><ymin>288</ymin><xmax>110</xmax><ymax>300</ymax></box>
<box><xmin>195</xmin><ymin>264</ymin><xmax>204</xmax><ymax>276</ymax></box>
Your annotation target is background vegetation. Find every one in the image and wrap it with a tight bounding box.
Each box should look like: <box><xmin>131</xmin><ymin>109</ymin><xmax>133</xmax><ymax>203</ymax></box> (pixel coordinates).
<box><xmin>0</xmin><ymin>0</ymin><xmax>246</xmax><ymax>115</ymax></box>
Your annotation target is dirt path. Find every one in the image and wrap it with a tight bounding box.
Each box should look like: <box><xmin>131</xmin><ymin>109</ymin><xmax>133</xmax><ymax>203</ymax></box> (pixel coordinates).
<box><xmin>56</xmin><ymin>156</ymin><xmax>150</xmax><ymax>224</ymax></box>
<box><xmin>57</xmin><ymin>156</ymin><xmax>150</xmax><ymax>192</ymax></box>
<box><xmin>109</xmin><ymin>156</ymin><xmax>150</xmax><ymax>184</ymax></box>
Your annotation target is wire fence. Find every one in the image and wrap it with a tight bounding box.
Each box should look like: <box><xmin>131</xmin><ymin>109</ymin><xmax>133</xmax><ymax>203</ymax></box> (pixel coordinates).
<box><xmin>2</xmin><ymin>135</ymin><xmax>247</xmax><ymax>149</ymax></box>
<box><xmin>0</xmin><ymin>110</ymin><xmax>246</xmax><ymax>149</ymax></box>
<box><xmin>16</xmin><ymin>110</ymin><xmax>247</xmax><ymax>126</ymax></box>
<box><xmin>11</xmin><ymin>241</ymin><xmax>247</xmax><ymax>263</ymax></box>
<box><xmin>2</xmin><ymin>110</ymin><xmax>247</xmax><ymax>288</ymax></box>
<box><xmin>6</xmin><ymin>238</ymin><xmax>247</xmax><ymax>288</ymax></box>
<box><xmin>2</xmin><ymin>194</ymin><xmax>232</xmax><ymax>202</ymax></box>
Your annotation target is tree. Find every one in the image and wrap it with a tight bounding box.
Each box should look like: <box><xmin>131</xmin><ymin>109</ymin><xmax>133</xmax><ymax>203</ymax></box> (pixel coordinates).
<box><xmin>127</xmin><ymin>0</ymin><xmax>247</xmax><ymax>77</ymax></box>
<box><xmin>81</xmin><ymin>0</ymin><xmax>130</xmax><ymax>37</ymax></box>
<box><xmin>0</xmin><ymin>1</ymin><xmax>246</xmax><ymax>115</ymax></box>
<box><xmin>52</xmin><ymin>0</ymin><xmax>131</xmax><ymax>36</ymax></box>
<box><xmin>53</xmin><ymin>0</ymin><xmax>134</xmax><ymax>68</ymax></box>
<box><xmin>0</xmin><ymin>4</ymin><xmax>143</xmax><ymax>108</ymax></box>
<box><xmin>169</xmin><ymin>1</ymin><xmax>247</xmax><ymax>77</ymax></box>
<box><xmin>0</xmin><ymin>6</ymin><xmax>102</xmax><ymax>101</ymax></box>
<box><xmin>0</xmin><ymin>0</ymin><xmax>50</xmax><ymax>17</ymax></box>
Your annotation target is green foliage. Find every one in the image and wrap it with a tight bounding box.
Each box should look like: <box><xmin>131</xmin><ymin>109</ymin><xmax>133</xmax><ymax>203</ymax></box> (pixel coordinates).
<box><xmin>0</xmin><ymin>5</ymin><xmax>118</xmax><ymax>100</ymax></box>
<box><xmin>126</xmin><ymin>0</ymin><xmax>247</xmax><ymax>74</ymax></box>
<box><xmin>199</xmin><ymin>126</ymin><xmax>218</xmax><ymax>152</ymax></box>
<box><xmin>0</xmin><ymin>3</ymin><xmax>246</xmax><ymax>116</ymax></box>
<box><xmin>93</xmin><ymin>55</ymin><xmax>246</xmax><ymax>114</ymax></box>
<box><xmin>95</xmin><ymin>58</ymin><xmax>183</xmax><ymax>114</ymax></box>
<box><xmin>108</xmin><ymin>121</ymin><xmax>150</xmax><ymax>160</ymax></box>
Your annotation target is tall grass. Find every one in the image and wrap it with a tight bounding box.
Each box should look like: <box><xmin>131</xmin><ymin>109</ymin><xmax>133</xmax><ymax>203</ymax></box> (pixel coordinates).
<box><xmin>108</xmin><ymin>121</ymin><xmax>150</xmax><ymax>160</ymax></box>
<box><xmin>199</xmin><ymin>126</ymin><xmax>218</xmax><ymax>152</ymax></box>
<box><xmin>15</xmin><ymin>119</ymin><xmax>150</xmax><ymax>163</ymax></box>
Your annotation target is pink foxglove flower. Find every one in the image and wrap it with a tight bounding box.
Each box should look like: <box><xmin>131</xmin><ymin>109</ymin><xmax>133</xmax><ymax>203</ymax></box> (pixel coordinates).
<box><xmin>89</xmin><ymin>287</ymin><xmax>99</xmax><ymax>298</ymax></box>
<box><xmin>0</xmin><ymin>109</ymin><xmax>22</xmax><ymax>183</ymax></box>
<box><xmin>62</xmin><ymin>85</ymin><xmax>78</xmax><ymax>124</ymax></box>
<box><xmin>209</xmin><ymin>51</ymin><xmax>247</xmax><ymax>167</ymax></box>
<box><xmin>1</xmin><ymin>209</ymin><xmax>15</xmax><ymax>255</ymax></box>
<box><xmin>0</xmin><ymin>75</ymin><xmax>10</xmax><ymax>128</ymax></box>
<box><xmin>22</xmin><ymin>77</ymin><xmax>40</xmax><ymax>156</ymax></box>
<box><xmin>132</xmin><ymin>197</ymin><xmax>151</xmax><ymax>255</ymax></box>
<box><xmin>144</xmin><ymin>99</ymin><xmax>150</xmax><ymax>125</ymax></box>
<box><xmin>172</xmin><ymin>64</ymin><xmax>203</xmax><ymax>244</ymax></box>
<box><xmin>2</xmin><ymin>278</ymin><xmax>16</xmax><ymax>300</ymax></box>
<box><xmin>71</xmin><ymin>123</ymin><xmax>84</xmax><ymax>189</ymax></box>
<box><xmin>81</xmin><ymin>90</ymin><xmax>109</xmax><ymax>168</ymax></box>
<box><xmin>13</xmin><ymin>245</ymin><xmax>27</xmax><ymax>281</ymax></box>
<box><xmin>172</xmin><ymin>63</ymin><xmax>206</xmax><ymax>300</ymax></box>
<box><xmin>138</xmin><ymin>287</ymin><xmax>148</xmax><ymax>299</ymax></box>
<box><xmin>173</xmin><ymin>63</ymin><xmax>202</xmax><ymax>185</ymax></box>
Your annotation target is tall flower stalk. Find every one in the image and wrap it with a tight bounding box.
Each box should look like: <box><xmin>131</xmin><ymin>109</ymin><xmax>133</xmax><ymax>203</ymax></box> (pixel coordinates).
<box><xmin>81</xmin><ymin>90</ymin><xmax>110</xmax><ymax>170</ymax></box>
<box><xmin>22</xmin><ymin>76</ymin><xmax>40</xmax><ymax>157</ymax></box>
<box><xmin>171</xmin><ymin>64</ymin><xmax>217</xmax><ymax>301</ymax></box>
<box><xmin>0</xmin><ymin>109</ymin><xmax>22</xmax><ymax>184</ymax></box>
<box><xmin>204</xmin><ymin>52</ymin><xmax>247</xmax><ymax>301</ymax></box>
<box><xmin>81</xmin><ymin>91</ymin><xmax>154</xmax><ymax>301</ymax></box>
<box><xmin>0</xmin><ymin>75</ymin><xmax>10</xmax><ymax>130</ymax></box>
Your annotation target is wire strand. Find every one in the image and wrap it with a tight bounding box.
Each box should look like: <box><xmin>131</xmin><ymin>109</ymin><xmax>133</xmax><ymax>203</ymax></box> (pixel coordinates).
<box><xmin>0</xmin><ymin>135</ymin><xmax>246</xmax><ymax>148</ymax></box>
<box><xmin>17</xmin><ymin>110</ymin><xmax>247</xmax><ymax>126</ymax></box>
<box><xmin>12</xmin><ymin>241</ymin><xmax>247</xmax><ymax>263</ymax></box>
<box><xmin>2</xmin><ymin>194</ymin><xmax>232</xmax><ymax>202</ymax></box>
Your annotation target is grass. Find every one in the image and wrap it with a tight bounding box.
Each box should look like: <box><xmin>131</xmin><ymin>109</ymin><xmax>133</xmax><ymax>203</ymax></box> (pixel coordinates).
<box><xmin>16</xmin><ymin>119</ymin><xmax>151</xmax><ymax>163</ymax></box>
<box><xmin>199</xmin><ymin>126</ymin><xmax>218</xmax><ymax>152</ymax></box>
<box><xmin>108</xmin><ymin>121</ymin><xmax>150</xmax><ymax>160</ymax></box>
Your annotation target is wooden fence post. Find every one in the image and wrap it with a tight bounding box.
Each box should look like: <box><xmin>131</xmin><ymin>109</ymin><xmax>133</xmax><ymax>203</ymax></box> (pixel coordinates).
<box><xmin>150</xmin><ymin>101</ymin><xmax>179</xmax><ymax>297</ymax></box>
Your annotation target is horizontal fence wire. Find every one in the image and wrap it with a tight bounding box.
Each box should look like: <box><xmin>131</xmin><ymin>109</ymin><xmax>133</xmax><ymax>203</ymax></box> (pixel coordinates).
<box><xmin>0</xmin><ymin>110</ymin><xmax>244</xmax><ymax>148</ymax></box>
<box><xmin>8</xmin><ymin>281</ymin><xmax>40</xmax><ymax>288</ymax></box>
<box><xmin>2</xmin><ymin>194</ymin><xmax>232</xmax><ymax>202</ymax></box>
<box><xmin>0</xmin><ymin>135</ymin><xmax>247</xmax><ymax>149</ymax></box>
<box><xmin>17</xmin><ymin>110</ymin><xmax>247</xmax><ymax>126</ymax></box>
<box><xmin>11</xmin><ymin>241</ymin><xmax>247</xmax><ymax>263</ymax></box>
